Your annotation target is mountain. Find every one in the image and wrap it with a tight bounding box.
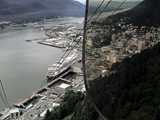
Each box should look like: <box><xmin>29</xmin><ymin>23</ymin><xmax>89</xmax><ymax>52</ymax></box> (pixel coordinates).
<box><xmin>106</xmin><ymin>0</ymin><xmax>160</xmax><ymax>26</ymax></box>
<box><xmin>129</xmin><ymin>0</ymin><xmax>160</xmax><ymax>26</ymax></box>
<box><xmin>89</xmin><ymin>1</ymin><xmax>140</xmax><ymax>14</ymax></box>
<box><xmin>0</xmin><ymin>0</ymin><xmax>85</xmax><ymax>23</ymax></box>
<box><xmin>87</xmin><ymin>0</ymin><xmax>160</xmax><ymax>119</ymax></box>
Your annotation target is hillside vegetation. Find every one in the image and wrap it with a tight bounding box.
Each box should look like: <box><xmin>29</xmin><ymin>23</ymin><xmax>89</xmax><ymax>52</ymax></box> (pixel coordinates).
<box><xmin>88</xmin><ymin>0</ymin><xmax>160</xmax><ymax>120</ymax></box>
<box><xmin>44</xmin><ymin>91</ymin><xmax>98</xmax><ymax>120</ymax></box>
<box><xmin>105</xmin><ymin>0</ymin><xmax>160</xmax><ymax>26</ymax></box>
<box><xmin>90</xmin><ymin>43</ymin><xmax>160</xmax><ymax>120</ymax></box>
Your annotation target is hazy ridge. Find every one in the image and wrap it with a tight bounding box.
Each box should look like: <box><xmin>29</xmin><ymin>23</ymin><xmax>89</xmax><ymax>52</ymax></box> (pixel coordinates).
<box><xmin>0</xmin><ymin>0</ymin><xmax>85</xmax><ymax>23</ymax></box>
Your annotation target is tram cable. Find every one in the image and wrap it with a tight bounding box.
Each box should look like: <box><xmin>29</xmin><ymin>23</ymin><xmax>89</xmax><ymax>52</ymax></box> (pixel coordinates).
<box><xmin>82</xmin><ymin>0</ymin><xmax>89</xmax><ymax>92</ymax></box>
<box><xmin>51</xmin><ymin>0</ymin><xmax>128</xmax><ymax>83</ymax></box>
<box><xmin>87</xmin><ymin>0</ymin><xmax>127</xmax><ymax>24</ymax></box>
<box><xmin>87</xmin><ymin>0</ymin><xmax>106</xmax><ymax>22</ymax></box>
<box><xmin>55</xmin><ymin>38</ymin><xmax>77</xmax><ymax>66</ymax></box>
<box><xmin>55</xmin><ymin>41</ymin><xmax>79</xmax><ymax>72</ymax></box>
<box><xmin>51</xmin><ymin>37</ymin><xmax>82</xmax><ymax>79</ymax></box>
<box><xmin>82</xmin><ymin>0</ymin><xmax>130</xmax><ymax>120</ymax></box>
<box><xmin>39</xmin><ymin>37</ymin><xmax>80</xmax><ymax>88</ymax></box>
<box><xmin>82</xmin><ymin>0</ymin><xmax>109</xmax><ymax>119</ymax></box>
<box><xmin>0</xmin><ymin>87</ymin><xmax>8</xmax><ymax>108</ymax></box>
<box><xmin>112</xmin><ymin>0</ymin><xmax>128</xmax><ymax>15</ymax></box>
<box><xmin>0</xmin><ymin>80</ymin><xmax>10</xmax><ymax>108</ymax></box>
<box><xmin>93</xmin><ymin>0</ymin><xmax>112</xmax><ymax>22</ymax></box>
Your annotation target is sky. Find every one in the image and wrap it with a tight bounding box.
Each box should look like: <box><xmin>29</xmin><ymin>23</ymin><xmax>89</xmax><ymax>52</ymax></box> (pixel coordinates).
<box><xmin>74</xmin><ymin>0</ymin><xmax>86</xmax><ymax>4</ymax></box>
<box><xmin>74</xmin><ymin>0</ymin><xmax>141</xmax><ymax>4</ymax></box>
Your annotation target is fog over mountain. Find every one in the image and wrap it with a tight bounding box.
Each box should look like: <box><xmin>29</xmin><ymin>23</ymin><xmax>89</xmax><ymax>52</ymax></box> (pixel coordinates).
<box><xmin>0</xmin><ymin>0</ymin><xmax>85</xmax><ymax>23</ymax></box>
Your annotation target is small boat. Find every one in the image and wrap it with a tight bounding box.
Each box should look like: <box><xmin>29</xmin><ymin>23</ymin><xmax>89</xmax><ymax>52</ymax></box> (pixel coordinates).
<box><xmin>25</xmin><ymin>40</ymin><xmax>32</xmax><ymax>42</ymax></box>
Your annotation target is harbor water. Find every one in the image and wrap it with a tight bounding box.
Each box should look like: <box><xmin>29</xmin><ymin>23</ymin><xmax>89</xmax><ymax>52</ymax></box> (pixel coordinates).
<box><xmin>0</xmin><ymin>23</ymin><xmax>63</xmax><ymax>111</ymax></box>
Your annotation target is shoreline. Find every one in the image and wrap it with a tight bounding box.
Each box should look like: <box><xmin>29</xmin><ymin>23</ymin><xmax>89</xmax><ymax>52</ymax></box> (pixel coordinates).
<box><xmin>0</xmin><ymin>17</ymin><xmax>84</xmax><ymax>120</ymax></box>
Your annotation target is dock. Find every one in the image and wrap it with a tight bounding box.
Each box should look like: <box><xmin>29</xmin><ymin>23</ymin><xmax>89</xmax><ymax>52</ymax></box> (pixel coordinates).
<box><xmin>0</xmin><ymin>17</ymin><xmax>84</xmax><ymax>120</ymax></box>
<box><xmin>38</xmin><ymin>41</ymin><xmax>65</xmax><ymax>48</ymax></box>
<box><xmin>0</xmin><ymin>60</ymin><xmax>84</xmax><ymax>120</ymax></box>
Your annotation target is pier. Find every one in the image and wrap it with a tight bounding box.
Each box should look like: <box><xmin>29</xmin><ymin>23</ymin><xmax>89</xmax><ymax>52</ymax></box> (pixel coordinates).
<box><xmin>0</xmin><ymin>17</ymin><xmax>83</xmax><ymax>120</ymax></box>
<box><xmin>0</xmin><ymin>58</ymin><xmax>84</xmax><ymax>120</ymax></box>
